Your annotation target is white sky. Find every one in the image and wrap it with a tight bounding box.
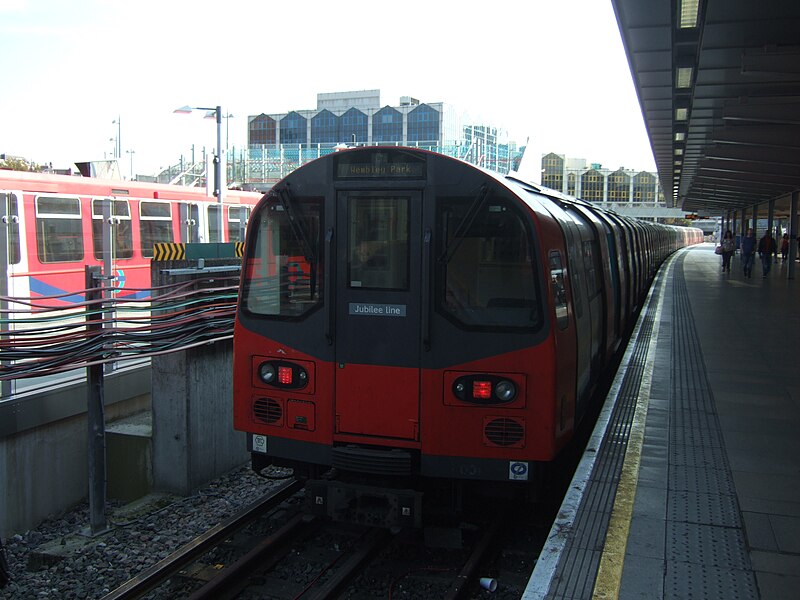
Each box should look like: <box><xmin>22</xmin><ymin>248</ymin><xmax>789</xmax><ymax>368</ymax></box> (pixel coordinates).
<box><xmin>0</xmin><ymin>0</ymin><xmax>656</xmax><ymax>180</ymax></box>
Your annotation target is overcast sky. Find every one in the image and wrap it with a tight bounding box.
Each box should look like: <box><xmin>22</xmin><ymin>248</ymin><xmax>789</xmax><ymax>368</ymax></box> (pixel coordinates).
<box><xmin>0</xmin><ymin>0</ymin><xmax>656</xmax><ymax>181</ymax></box>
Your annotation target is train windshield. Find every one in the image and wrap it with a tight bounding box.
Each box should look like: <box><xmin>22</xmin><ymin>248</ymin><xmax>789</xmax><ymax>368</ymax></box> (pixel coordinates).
<box><xmin>437</xmin><ymin>195</ymin><xmax>541</xmax><ymax>330</ymax></box>
<box><xmin>242</xmin><ymin>195</ymin><xmax>323</xmax><ymax>318</ymax></box>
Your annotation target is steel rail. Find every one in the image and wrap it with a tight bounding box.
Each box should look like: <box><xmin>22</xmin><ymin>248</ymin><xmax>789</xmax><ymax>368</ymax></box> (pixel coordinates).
<box><xmin>100</xmin><ymin>479</ymin><xmax>303</xmax><ymax>600</ymax></box>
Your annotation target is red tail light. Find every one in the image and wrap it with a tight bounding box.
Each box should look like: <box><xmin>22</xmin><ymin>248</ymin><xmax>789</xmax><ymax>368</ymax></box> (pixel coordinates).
<box><xmin>473</xmin><ymin>381</ymin><xmax>492</xmax><ymax>399</ymax></box>
<box><xmin>278</xmin><ymin>366</ymin><xmax>293</xmax><ymax>385</ymax></box>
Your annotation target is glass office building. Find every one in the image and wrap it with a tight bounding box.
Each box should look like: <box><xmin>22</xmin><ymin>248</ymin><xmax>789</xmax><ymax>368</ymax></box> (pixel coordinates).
<box><xmin>247</xmin><ymin>90</ymin><xmax>518</xmax><ymax>180</ymax></box>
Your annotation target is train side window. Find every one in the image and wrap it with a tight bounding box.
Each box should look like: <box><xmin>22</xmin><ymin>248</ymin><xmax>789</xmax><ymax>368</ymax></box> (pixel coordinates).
<box><xmin>549</xmin><ymin>251</ymin><xmax>569</xmax><ymax>330</ymax></box>
<box><xmin>437</xmin><ymin>196</ymin><xmax>541</xmax><ymax>330</ymax></box>
<box><xmin>2</xmin><ymin>192</ymin><xmax>21</xmax><ymax>265</ymax></box>
<box><xmin>228</xmin><ymin>206</ymin><xmax>251</xmax><ymax>242</ymax></box>
<box><xmin>35</xmin><ymin>196</ymin><xmax>84</xmax><ymax>263</ymax></box>
<box><xmin>140</xmin><ymin>201</ymin><xmax>174</xmax><ymax>258</ymax></box>
<box><xmin>582</xmin><ymin>240</ymin><xmax>602</xmax><ymax>299</ymax></box>
<box><xmin>91</xmin><ymin>199</ymin><xmax>133</xmax><ymax>259</ymax></box>
<box><xmin>242</xmin><ymin>197</ymin><xmax>323</xmax><ymax>318</ymax></box>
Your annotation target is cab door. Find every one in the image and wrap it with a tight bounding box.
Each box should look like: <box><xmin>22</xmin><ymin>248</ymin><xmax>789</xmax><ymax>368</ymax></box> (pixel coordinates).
<box><xmin>334</xmin><ymin>191</ymin><xmax>422</xmax><ymax>441</ymax></box>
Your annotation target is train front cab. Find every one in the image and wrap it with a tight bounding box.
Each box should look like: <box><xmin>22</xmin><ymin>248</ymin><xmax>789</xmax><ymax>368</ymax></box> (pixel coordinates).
<box><xmin>234</xmin><ymin>149</ymin><xmax>590</xmax><ymax>517</ymax></box>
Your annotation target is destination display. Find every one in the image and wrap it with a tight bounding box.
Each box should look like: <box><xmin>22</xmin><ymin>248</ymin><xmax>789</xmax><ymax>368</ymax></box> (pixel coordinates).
<box><xmin>335</xmin><ymin>151</ymin><xmax>425</xmax><ymax>179</ymax></box>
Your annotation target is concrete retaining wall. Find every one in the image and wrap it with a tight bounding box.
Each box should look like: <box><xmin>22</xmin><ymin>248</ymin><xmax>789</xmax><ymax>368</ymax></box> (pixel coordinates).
<box><xmin>0</xmin><ymin>392</ymin><xmax>149</xmax><ymax>539</ymax></box>
<box><xmin>1</xmin><ymin>254</ymin><xmax>249</xmax><ymax>538</ymax></box>
<box><xmin>151</xmin><ymin>341</ymin><xmax>248</xmax><ymax>495</ymax></box>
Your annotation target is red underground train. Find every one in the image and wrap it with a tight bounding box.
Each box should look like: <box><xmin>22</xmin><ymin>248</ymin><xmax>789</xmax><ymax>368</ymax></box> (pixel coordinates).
<box><xmin>233</xmin><ymin>147</ymin><xmax>702</xmax><ymax>526</ymax></box>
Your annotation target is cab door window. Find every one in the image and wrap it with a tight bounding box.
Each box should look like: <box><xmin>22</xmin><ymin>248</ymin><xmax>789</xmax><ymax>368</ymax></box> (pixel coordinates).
<box><xmin>348</xmin><ymin>197</ymin><xmax>409</xmax><ymax>290</ymax></box>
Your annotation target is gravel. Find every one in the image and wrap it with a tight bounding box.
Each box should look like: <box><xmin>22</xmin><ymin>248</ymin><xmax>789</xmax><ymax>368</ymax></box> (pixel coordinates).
<box><xmin>0</xmin><ymin>463</ymin><xmax>274</xmax><ymax>600</ymax></box>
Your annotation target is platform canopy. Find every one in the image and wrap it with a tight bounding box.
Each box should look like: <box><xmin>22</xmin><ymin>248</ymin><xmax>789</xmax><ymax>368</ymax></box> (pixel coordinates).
<box><xmin>610</xmin><ymin>0</ymin><xmax>800</xmax><ymax>217</ymax></box>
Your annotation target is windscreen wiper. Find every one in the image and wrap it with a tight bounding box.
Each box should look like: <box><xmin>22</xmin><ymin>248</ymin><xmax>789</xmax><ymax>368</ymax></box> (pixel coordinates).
<box><xmin>274</xmin><ymin>184</ymin><xmax>318</xmax><ymax>296</ymax></box>
<box><xmin>437</xmin><ymin>183</ymin><xmax>490</xmax><ymax>264</ymax></box>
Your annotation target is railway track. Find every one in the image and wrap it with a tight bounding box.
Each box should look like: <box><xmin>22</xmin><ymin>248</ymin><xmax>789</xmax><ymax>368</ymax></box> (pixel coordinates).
<box><xmin>101</xmin><ymin>479</ymin><xmax>304</xmax><ymax>600</ymax></box>
<box><xmin>101</xmin><ymin>475</ymin><xmax>539</xmax><ymax>600</ymax></box>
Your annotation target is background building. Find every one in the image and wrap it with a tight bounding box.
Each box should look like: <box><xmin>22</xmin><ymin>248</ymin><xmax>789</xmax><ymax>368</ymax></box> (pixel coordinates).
<box><xmin>542</xmin><ymin>151</ymin><xmax>674</xmax><ymax>210</ymax></box>
<box><xmin>244</xmin><ymin>90</ymin><xmax>519</xmax><ymax>182</ymax></box>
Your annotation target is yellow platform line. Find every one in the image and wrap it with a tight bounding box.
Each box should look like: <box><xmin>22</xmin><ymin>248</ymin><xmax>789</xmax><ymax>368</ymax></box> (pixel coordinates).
<box><xmin>592</xmin><ymin>263</ymin><xmax>668</xmax><ymax>599</ymax></box>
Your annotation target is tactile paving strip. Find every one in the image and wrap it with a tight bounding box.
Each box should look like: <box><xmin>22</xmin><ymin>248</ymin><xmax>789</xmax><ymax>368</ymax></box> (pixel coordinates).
<box><xmin>666</xmin><ymin>562</ymin><xmax>759</xmax><ymax>600</ymax></box>
<box><xmin>666</xmin><ymin>256</ymin><xmax>757</xmax><ymax>598</ymax></box>
<box><xmin>546</xmin><ymin>277</ymin><xmax>659</xmax><ymax>598</ymax></box>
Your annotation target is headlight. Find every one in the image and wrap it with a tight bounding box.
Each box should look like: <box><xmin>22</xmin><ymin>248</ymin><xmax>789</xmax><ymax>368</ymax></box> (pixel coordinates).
<box><xmin>259</xmin><ymin>362</ymin><xmax>276</xmax><ymax>384</ymax></box>
<box><xmin>495</xmin><ymin>380</ymin><xmax>517</xmax><ymax>402</ymax></box>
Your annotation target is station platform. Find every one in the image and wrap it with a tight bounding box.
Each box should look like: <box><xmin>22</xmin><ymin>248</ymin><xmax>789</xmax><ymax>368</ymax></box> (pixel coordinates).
<box><xmin>525</xmin><ymin>243</ymin><xmax>800</xmax><ymax>599</ymax></box>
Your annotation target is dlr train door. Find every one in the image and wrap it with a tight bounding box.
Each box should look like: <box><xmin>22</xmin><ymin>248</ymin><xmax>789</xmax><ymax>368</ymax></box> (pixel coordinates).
<box><xmin>334</xmin><ymin>190</ymin><xmax>422</xmax><ymax>441</ymax></box>
<box><xmin>179</xmin><ymin>203</ymin><xmax>200</xmax><ymax>242</ymax></box>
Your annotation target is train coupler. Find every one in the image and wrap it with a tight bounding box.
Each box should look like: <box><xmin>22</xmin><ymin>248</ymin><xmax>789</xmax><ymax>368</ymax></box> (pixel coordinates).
<box><xmin>305</xmin><ymin>480</ymin><xmax>422</xmax><ymax>528</ymax></box>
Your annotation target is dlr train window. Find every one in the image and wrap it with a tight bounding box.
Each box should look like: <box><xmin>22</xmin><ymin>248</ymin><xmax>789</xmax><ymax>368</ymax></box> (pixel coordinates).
<box><xmin>227</xmin><ymin>206</ymin><xmax>250</xmax><ymax>243</ymax></box>
<box><xmin>242</xmin><ymin>198</ymin><xmax>323</xmax><ymax>319</ymax></box>
<box><xmin>35</xmin><ymin>196</ymin><xmax>84</xmax><ymax>263</ymax></box>
<box><xmin>437</xmin><ymin>195</ymin><xmax>541</xmax><ymax>330</ymax></box>
<box><xmin>91</xmin><ymin>199</ymin><xmax>134</xmax><ymax>260</ymax></box>
<box><xmin>139</xmin><ymin>201</ymin><xmax>174</xmax><ymax>258</ymax></box>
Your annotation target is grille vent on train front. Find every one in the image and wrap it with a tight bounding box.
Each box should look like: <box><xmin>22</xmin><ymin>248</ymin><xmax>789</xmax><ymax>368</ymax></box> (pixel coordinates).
<box><xmin>253</xmin><ymin>398</ymin><xmax>282</xmax><ymax>425</ymax></box>
<box><xmin>332</xmin><ymin>446</ymin><xmax>412</xmax><ymax>476</ymax></box>
<box><xmin>484</xmin><ymin>418</ymin><xmax>525</xmax><ymax>447</ymax></box>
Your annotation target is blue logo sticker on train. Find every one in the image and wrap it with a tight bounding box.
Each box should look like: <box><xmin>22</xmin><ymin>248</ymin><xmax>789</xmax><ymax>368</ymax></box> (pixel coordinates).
<box><xmin>509</xmin><ymin>461</ymin><xmax>529</xmax><ymax>481</ymax></box>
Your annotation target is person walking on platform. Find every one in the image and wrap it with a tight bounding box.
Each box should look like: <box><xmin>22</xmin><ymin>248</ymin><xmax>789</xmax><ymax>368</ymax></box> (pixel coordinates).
<box><xmin>720</xmin><ymin>230</ymin><xmax>735</xmax><ymax>273</ymax></box>
<box><xmin>758</xmin><ymin>230</ymin><xmax>777</xmax><ymax>277</ymax></box>
<box><xmin>780</xmin><ymin>233</ymin><xmax>790</xmax><ymax>262</ymax></box>
<box><xmin>741</xmin><ymin>228</ymin><xmax>756</xmax><ymax>278</ymax></box>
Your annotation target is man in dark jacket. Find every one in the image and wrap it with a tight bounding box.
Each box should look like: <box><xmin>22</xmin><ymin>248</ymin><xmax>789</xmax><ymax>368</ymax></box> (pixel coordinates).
<box><xmin>741</xmin><ymin>228</ymin><xmax>756</xmax><ymax>278</ymax></box>
<box><xmin>758</xmin><ymin>230</ymin><xmax>777</xmax><ymax>277</ymax></box>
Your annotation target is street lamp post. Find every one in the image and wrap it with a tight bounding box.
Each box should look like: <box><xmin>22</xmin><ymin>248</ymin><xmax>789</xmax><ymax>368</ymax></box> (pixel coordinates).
<box><xmin>174</xmin><ymin>105</ymin><xmax>224</xmax><ymax>242</ymax></box>
<box><xmin>223</xmin><ymin>113</ymin><xmax>234</xmax><ymax>150</ymax></box>
<box><xmin>112</xmin><ymin>116</ymin><xmax>121</xmax><ymax>158</ymax></box>
<box><xmin>126</xmin><ymin>149</ymin><xmax>135</xmax><ymax>180</ymax></box>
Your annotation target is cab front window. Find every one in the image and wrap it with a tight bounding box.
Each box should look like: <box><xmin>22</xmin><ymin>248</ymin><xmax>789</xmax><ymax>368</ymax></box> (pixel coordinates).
<box><xmin>242</xmin><ymin>194</ymin><xmax>322</xmax><ymax>319</ymax></box>
<box><xmin>437</xmin><ymin>194</ymin><xmax>541</xmax><ymax>330</ymax></box>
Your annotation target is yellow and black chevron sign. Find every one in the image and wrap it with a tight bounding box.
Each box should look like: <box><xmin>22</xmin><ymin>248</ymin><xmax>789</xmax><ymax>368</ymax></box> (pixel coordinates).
<box><xmin>235</xmin><ymin>242</ymin><xmax>245</xmax><ymax>257</ymax></box>
<box><xmin>152</xmin><ymin>243</ymin><xmax>186</xmax><ymax>261</ymax></box>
